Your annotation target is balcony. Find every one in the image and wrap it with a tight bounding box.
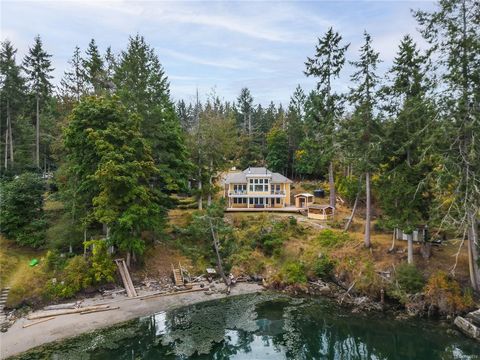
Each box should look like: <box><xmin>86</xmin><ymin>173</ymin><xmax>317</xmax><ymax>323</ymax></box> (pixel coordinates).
<box><xmin>229</xmin><ymin>190</ymin><xmax>247</xmax><ymax>195</ymax></box>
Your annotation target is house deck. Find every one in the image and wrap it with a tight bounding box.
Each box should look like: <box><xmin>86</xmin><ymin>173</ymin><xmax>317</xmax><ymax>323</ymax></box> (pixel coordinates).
<box><xmin>225</xmin><ymin>206</ymin><xmax>301</xmax><ymax>213</ymax></box>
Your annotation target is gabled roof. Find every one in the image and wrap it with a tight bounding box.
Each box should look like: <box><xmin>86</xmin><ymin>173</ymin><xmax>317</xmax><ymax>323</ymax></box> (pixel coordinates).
<box><xmin>295</xmin><ymin>193</ymin><xmax>314</xmax><ymax>198</ymax></box>
<box><xmin>224</xmin><ymin>167</ymin><xmax>292</xmax><ymax>184</ymax></box>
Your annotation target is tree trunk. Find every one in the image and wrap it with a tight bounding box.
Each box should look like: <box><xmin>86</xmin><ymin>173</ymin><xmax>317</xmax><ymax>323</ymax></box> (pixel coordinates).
<box><xmin>126</xmin><ymin>251</ymin><xmax>131</xmax><ymax>269</ymax></box>
<box><xmin>344</xmin><ymin>191</ymin><xmax>359</xmax><ymax>232</ymax></box>
<box><xmin>389</xmin><ymin>228</ymin><xmax>397</xmax><ymax>252</ymax></box>
<box><xmin>207</xmin><ymin>159</ymin><xmax>213</xmax><ymax>206</ymax></box>
<box><xmin>4</xmin><ymin>129</ymin><xmax>8</xmax><ymax>169</ymax></box>
<box><xmin>198</xmin><ymin>167</ymin><xmax>203</xmax><ymax>210</ymax></box>
<box><xmin>344</xmin><ymin>175</ymin><xmax>362</xmax><ymax>232</ymax></box>
<box><xmin>364</xmin><ymin>171</ymin><xmax>371</xmax><ymax>248</ymax></box>
<box><xmin>209</xmin><ymin>219</ymin><xmax>230</xmax><ymax>288</ymax></box>
<box><xmin>467</xmin><ymin>212</ymin><xmax>480</xmax><ymax>291</ymax></box>
<box><xmin>7</xmin><ymin>101</ymin><xmax>14</xmax><ymax>166</ymax></box>
<box><xmin>36</xmin><ymin>95</ymin><xmax>40</xmax><ymax>168</ymax></box>
<box><xmin>407</xmin><ymin>233</ymin><xmax>413</xmax><ymax>264</ymax></box>
<box><xmin>329</xmin><ymin>161</ymin><xmax>336</xmax><ymax>208</ymax></box>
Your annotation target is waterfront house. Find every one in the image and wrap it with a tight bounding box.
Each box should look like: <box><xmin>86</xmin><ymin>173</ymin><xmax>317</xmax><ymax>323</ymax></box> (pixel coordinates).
<box><xmin>223</xmin><ymin>167</ymin><xmax>292</xmax><ymax>209</ymax></box>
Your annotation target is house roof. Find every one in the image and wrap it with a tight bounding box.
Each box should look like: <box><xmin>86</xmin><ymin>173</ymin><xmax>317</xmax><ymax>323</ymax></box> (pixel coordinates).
<box><xmin>224</xmin><ymin>167</ymin><xmax>292</xmax><ymax>184</ymax></box>
<box><xmin>309</xmin><ymin>204</ymin><xmax>334</xmax><ymax>209</ymax></box>
<box><xmin>295</xmin><ymin>193</ymin><xmax>314</xmax><ymax>198</ymax></box>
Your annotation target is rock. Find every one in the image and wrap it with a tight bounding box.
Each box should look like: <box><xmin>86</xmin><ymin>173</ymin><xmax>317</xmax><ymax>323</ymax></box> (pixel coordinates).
<box><xmin>466</xmin><ymin>309</ymin><xmax>480</xmax><ymax>327</ymax></box>
<box><xmin>454</xmin><ymin>316</ymin><xmax>480</xmax><ymax>341</ymax></box>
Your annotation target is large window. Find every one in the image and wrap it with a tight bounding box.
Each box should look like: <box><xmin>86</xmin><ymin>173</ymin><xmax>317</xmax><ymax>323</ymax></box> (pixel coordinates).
<box><xmin>233</xmin><ymin>198</ymin><xmax>247</xmax><ymax>204</ymax></box>
<box><xmin>271</xmin><ymin>184</ymin><xmax>281</xmax><ymax>194</ymax></box>
<box><xmin>253</xmin><ymin>178</ymin><xmax>269</xmax><ymax>192</ymax></box>
<box><xmin>233</xmin><ymin>184</ymin><xmax>246</xmax><ymax>194</ymax></box>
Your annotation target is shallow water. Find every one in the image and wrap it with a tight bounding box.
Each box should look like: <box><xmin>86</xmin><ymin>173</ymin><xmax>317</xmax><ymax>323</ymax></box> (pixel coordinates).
<box><xmin>12</xmin><ymin>293</ymin><xmax>480</xmax><ymax>359</ymax></box>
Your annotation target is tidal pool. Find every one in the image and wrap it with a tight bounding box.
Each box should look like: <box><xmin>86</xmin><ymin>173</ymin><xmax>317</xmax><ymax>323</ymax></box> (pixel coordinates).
<box><xmin>12</xmin><ymin>293</ymin><xmax>480</xmax><ymax>359</ymax></box>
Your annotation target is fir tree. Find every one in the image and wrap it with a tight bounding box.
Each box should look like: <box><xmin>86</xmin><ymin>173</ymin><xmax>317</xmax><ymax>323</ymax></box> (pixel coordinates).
<box><xmin>22</xmin><ymin>35</ymin><xmax>53</xmax><ymax>168</ymax></box>
<box><xmin>349</xmin><ymin>31</ymin><xmax>381</xmax><ymax>248</ymax></box>
<box><xmin>114</xmin><ymin>34</ymin><xmax>188</xmax><ymax>193</ymax></box>
<box><xmin>60</xmin><ymin>46</ymin><xmax>87</xmax><ymax>102</ymax></box>
<box><xmin>414</xmin><ymin>0</ymin><xmax>480</xmax><ymax>289</ymax></box>
<box><xmin>0</xmin><ymin>40</ymin><xmax>26</xmax><ymax>169</ymax></box>
<box><xmin>83</xmin><ymin>39</ymin><xmax>105</xmax><ymax>95</ymax></box>
<box><xmin>305</xmin><ymin>28</ymin><xmax>349</xmax><ymax>208</ymax></box>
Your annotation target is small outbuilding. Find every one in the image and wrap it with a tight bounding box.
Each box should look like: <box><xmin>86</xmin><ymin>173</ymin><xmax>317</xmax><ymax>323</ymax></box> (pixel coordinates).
<box><xmin>308</xmin><ymin>204</ymin><xmax>335</xmax><ymax>220</ymax></box>
<box><xmin>295</xmin><ymin>193</ymin><xmax>314</xmax><ymax>208</ymax></box>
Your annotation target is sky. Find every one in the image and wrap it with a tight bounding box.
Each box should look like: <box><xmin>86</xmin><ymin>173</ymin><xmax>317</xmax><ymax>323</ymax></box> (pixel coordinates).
<box><xmin>1</xmin><ymin>0</ymin><xmax>437</xmax><ymax>106</ymax></box>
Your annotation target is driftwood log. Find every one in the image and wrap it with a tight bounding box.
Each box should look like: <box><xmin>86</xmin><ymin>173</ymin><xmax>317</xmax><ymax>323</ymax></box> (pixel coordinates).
<box><xmin>27</xmin><ymin>305</ymin><xmax>111</xmax><ymax>320</ymax></box>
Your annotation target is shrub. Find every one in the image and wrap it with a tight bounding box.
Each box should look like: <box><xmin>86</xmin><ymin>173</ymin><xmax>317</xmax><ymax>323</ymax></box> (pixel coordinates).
<box><xmin>355</xmin><ymin>260</ymin><xmax>383</xmax><ymax>298</ymax></box>
<box><xmin>255</xmin><ymin>221</ymin><xmax>288</xmax><ymax>256</ymax></box>
<box><xmin>424</xmin><ymin>271</ymin><xmax>474</xmax><ymax>315</ymax></box>
<box><xmin>85</xmin><ymin>239</ymin><xmax>116</xmax><ymax>284</ymax></box>
<box><xmin>45</xmin><ymin>213</ymin><xmax>84</xmax><ymax>251</ymax></box>
<box><xmin>0</xmin><ymin>172</ymin><xmax>46</xmax><ymax>248</ymax></box>
<box><xmin>395</xmin><ymin>263</ymin><xmax>424</xmax><ymax>293</ymax></box>
<box><xmin>316</xmin><ymin>229</ymin><xmax>349</xmax><ymax>248</ymax></box>
<box><xmin>288</xmin><ymin>216</ymin><xmax>297</xmax><ymax>227</ymax></box>
<box><xmin>44</xmin><ymin>250</ymin><xmax>68</xmax><ymax>273</ymax></box>
<box><xmin>44</xmin><ymin>256</ymin><xmax>92</xmax><ymax>299</ymax></box>
<box><xmin>314</xmin><ymin>255</ymin><xmax>335</xmax><ymax>279</ymax></box>
<box><xmin>279</xmin><ymin>261</ymin><xmax>307</xmax><ymax>285</ymax></box>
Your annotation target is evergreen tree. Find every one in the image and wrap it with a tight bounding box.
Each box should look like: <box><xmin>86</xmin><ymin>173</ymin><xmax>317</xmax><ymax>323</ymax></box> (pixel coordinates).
<box><xmin>83</xmin><ymin>39</ymin><xmax>105</xmax><ymax>95</ymax></box>
<box><xmin>305</xmin><ymin>28</ymin><xmax>349</xmax><ymax>208</ymax></box>
<box><xmin>114</xmin><ymin>34</ymin><xmax>188</xmax><ymax>193</ymax></box>
<box><xmin>349</xmin><ymin>31</ymin><xmax>381</xmax><ymax>248</ymax></box>
<box><xmin>286</xmin><ymin>86</ymin><xmax>306</xmax><ymax>178</ymax></box>
<box><xmin>266</xmin><ymin>126</ymin><xmax>288</xmax><ymax>174</ymax></box>
<box><xmin>64</xmin><ymin>97</ymin><xmax>163</xmax><ymax>264</ymax></box>
<box><xmin>414</xmin><ymin>0</ymin><xmax>480</xmax><ymax>289</ymax></box>
<box><xmin>0</xmin><ymin>40</ymin><xmax>25</xmax><ymax>170</ymax></box>
<box><xmin>104</xmin><ymin>46</ymin><xmax>116</xmax><ymax>94</ymax></box>
<box><xmin>237</xmin><ymin>88</ymin><xmax>254</xmax><ymax>135</ymax></box>
<box><xmin>60</xmin><ymin>46</ymin><xmax>87</xmax><ymax>102</ymax></box>
<box><xmin>378</xmin><ymin>35</ymin><xmax>435</xmax><ymax>263</ymax></box>
<box><xmin>22</xmin><ymin>35</ymin><xmax>54</xmax><ymax>168</ymax></box>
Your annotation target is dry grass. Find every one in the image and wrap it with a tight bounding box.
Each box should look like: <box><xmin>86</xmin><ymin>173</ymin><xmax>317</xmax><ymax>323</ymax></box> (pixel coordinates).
<box><xmin>140</xmin><ymin>242</ymin><xmax>194</xmax><ymax>280</ymax></box>
<box><xmin>0</xmin><ymin>236</ymin><xmax>43</xmax><ymax>289</ymax></box>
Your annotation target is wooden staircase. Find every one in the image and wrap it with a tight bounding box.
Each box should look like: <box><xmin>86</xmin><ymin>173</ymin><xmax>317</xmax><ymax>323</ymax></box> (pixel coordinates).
<box><xmin>172</xmin><ymin>263</ymin><xmax>184</xmax><ymax>286</ymax></box>
<box><xmin>0</xmin><ymin>287</ymin><xmax>10</xmax><ymax>330</ymax></box>
<box><xmin>115</xmin><ymin>259</ymin><xmax>137</xmax><ymax>298</ymax></box>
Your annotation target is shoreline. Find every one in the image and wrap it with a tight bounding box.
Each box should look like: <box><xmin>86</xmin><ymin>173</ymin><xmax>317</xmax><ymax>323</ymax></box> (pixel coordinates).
<box><xmin>0</xmin><ymin>283</ymin><xmax>264</xmax><ymax>359</ymax></box>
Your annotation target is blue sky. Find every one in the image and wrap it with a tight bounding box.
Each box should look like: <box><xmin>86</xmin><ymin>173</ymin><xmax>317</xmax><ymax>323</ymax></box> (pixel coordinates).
<box><xmin>1</xmin><ymin>0</ymin><xmax>436</xmax><ymax>106</ymax></box>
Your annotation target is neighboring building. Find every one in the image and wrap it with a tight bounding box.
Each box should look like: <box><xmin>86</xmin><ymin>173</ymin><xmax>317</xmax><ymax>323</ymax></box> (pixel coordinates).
<box><xmin>308</xmin><ymin>204</ymin><xmax>335</xmax><ymax>220</ymax></box>
<box><xmin>294</xmin><ymin>193</ymin><xmax>314</xmax><ymax>208</ymax></box>
<box><xmin>223</xmin><ymin>167</ymin><xmax>292</xmax><ymax>208</ymax></box>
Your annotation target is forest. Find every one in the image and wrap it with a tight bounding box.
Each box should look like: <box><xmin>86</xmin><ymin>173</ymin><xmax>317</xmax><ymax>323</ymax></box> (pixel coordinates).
<box><xmin>0</xmin><ymin>0</ymin><xmax>479</xmax><ymax>310</ymax></box>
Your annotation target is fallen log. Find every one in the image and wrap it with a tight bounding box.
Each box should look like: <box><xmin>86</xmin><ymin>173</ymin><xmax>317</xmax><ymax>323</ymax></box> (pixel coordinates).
<box><xmin>139</xmin><ymin>287</ymin><xmax>205</xmax><ymax>300</ymax></box>
<box><xmin>27</xmin><ymin>305</ymin><xmax>110</xmax><ymax>320</ymax></box>
<box><xmin>23</xmin><ymin>317</ymin><xmax>55</xmax><ymax>328</ymax></box>
<box><xmin>80</xmin><ymin>306</ymin><xmax>120</xmax><ymax>315</ymax></box>
<box><xmin>43</xmin><ymin>302</ymin><xmax>78</xmax><ymax>311</ymax></box>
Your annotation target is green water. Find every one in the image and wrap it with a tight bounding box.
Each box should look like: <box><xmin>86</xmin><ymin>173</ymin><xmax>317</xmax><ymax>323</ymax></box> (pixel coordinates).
<box><xmin>13</xmin><ymin>293</ymin><xmax>480</xmax><ymax>359</ymax></box>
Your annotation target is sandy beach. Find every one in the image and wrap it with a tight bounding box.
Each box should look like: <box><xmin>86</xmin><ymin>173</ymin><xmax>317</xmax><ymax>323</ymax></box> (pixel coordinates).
<box><xmin>0</xmin><ymin>283</ymin><xmax>264</xmax><ymax>359</ymax></box>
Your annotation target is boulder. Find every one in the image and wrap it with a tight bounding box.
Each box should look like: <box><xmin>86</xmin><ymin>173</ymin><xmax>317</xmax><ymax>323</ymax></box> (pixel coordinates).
<box><xmin>466</xmin><ymin>309</ymin><xmax>480</xmax><ymax>327</ymax></box>
<box><xmin>454</xmin><ymin>316</ymin><xmax>480</xmax><ymax>341</ymax></box>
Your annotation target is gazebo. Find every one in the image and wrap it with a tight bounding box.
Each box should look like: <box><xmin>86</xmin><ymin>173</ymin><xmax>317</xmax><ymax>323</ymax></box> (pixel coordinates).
<box><xmin>308</xmin><ymin>204</ymin><xmax>335</xmax><ymax>220</ymax></box>
<box><xmin>295</xmin><ymin>193</ymin><xmax>314</xmax><ymax>208</ymax></box>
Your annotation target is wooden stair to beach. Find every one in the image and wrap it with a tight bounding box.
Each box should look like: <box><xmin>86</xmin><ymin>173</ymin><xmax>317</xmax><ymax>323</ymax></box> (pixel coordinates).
<box><xmin>115</xmin><ymin>259</ymin><xmax>137</xmax><ymax>298</ymax></box>
<box><xmin>0</xmin><ymin>287</ymin><xmax>10</xmax><ymax>329</ymax></box>
<box><xmin>172</xmin><ymin>263</ymin><xmax>184</xmax><ymax>286</ymax></box>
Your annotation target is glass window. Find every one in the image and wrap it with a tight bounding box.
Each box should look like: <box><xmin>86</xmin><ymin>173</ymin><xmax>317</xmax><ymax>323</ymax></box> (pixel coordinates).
<box><xmin>276</xmin><ymin>198</ymin><xmax>281</xmax><ymax>204</ymax></box>
<box><xmin>249</xmin><ymin>198</ymin><xmax>253</xmax><ymax>204</ymax></box>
